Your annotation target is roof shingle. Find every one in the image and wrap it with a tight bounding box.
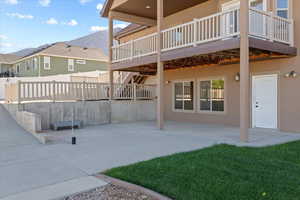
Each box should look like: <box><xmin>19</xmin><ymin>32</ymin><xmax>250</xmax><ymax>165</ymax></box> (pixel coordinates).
<box><xmin>0</xmin><ymin>54</ymin><xmax>22</xmax><ymax>64</ymax></box>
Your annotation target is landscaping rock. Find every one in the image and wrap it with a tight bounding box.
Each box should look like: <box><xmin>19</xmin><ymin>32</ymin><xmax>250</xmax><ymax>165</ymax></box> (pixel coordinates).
<box><xmin>60</xmin><ymin>184</ymin><xmax>158</xmax><ymax>200</ymax></box>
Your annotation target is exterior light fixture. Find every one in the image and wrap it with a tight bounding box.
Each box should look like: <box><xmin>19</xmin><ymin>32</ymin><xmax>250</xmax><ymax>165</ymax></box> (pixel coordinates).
<box><xmin>235</xmin><ymin>72</ymin><xmax>240</xmax><ymax>81</ymax></box>
<box><xmin>284</xmin><ymin>71</ymin><xmax>297</xmax><ymax>78</ymax></box>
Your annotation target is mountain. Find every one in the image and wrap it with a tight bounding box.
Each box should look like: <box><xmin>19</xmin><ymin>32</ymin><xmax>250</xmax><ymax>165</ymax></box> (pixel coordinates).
<box><xmin>12</xmin><ymin>28</ymin><xmax>121</xmax><ymax>57</ymax></box>
<box><xmin>12</xmin><ymin>44</ymin><xmax>53</xmax><ymax>57</ymax></box>
<box><xmin>67</xmin><ymin>31</ymin><xmax>109</xmax><ymax>54</ymax></box>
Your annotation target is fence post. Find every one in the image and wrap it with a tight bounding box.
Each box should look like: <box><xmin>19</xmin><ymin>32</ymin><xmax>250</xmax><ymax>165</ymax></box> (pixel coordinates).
<box><xmin>17</xmin><ymin>80</ymin><xmax>21</xmax><ymax>104</ymax></box>
<box><xmin>52</xmin><ymin>80</ymin><xmax>56</xmax><ymax>103</ymax></box>
<box><xmin>82</xmin><ymin>81</ymin><xmax>86</xmax><ymax>101</ymax></box>
<box><xmin>133</xmin><ymin>83</ymin><xmax>137</xmax><ymax>101</ymax></box>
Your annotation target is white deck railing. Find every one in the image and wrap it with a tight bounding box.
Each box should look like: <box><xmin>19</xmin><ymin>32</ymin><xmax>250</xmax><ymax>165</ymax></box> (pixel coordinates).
<box><xmin>249</xmin><ymin>8</ymin><xmax>293</xmax><ymax>45</ymax></box>
<box><xmin>112</xmin><ymin>8</ymin><xmax>293</xmax><ymax>63</ymax></box>
<box><xmin>5</xmin><ymin>81</ymin><xmax>156</xmax><ymax>103</ymax></box>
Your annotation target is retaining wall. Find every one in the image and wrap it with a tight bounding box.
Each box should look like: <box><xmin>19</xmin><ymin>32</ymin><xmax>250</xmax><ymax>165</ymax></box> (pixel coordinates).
<box><xmin>3</xmin><ymin>100</ymin><xmax>156</xmax><ymax>131</ymax></box>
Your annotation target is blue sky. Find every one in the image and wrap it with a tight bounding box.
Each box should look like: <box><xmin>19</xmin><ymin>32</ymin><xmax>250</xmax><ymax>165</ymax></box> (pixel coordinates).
<box><xmin>0</xmin><ymin>0</ymin><xmax>128</xmax><ymax>53</ymax></box>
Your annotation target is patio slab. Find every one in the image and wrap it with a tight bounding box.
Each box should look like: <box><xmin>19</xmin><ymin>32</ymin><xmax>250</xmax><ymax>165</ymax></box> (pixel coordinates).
<box><xmin>1</xmin><ymin>121</ymin><xmax>300</xmax><ymax>199</ymax></box>
<box><xmin>0</xmin><ymin>176</ymin><xmax>107</xmax><ymax>200</ymax></box>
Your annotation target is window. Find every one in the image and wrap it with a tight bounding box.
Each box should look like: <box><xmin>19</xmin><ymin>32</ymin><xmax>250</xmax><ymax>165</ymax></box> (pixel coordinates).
<box><xmin>250</xmin><ymin>0</ymin><xmax>265</xmax><ymax>10</ymax></box>
<box><xmin>76</xmin><ymin>59</ymin><xmax>86</xmax><ymax>65</ymax></box>
<box><xmin>33</xmin><ymin>58</ymin><xmax>38</xmax><ymax>71</ymax></box>
<box><xmin>68</xmin><ymin>59</ymin><xmax>74</xmax><ymax>72</ymax></box>
<box><xmin>276</xmin><ymin>0</ymin><xmax>289</xmax><ymax>19</ymax></box>
<box><xmin>199</xmin><ymin>79</ymin><xmax>225</xmax><ymax>112</ymax></box>
<box><xmin>173</xmin><ymin>81</ymin><xmax>194</xmax><ymax>111</ymax></box>
<box><xmin>16</xmin><ymin>65</ymin><xmax>20</xmax><ymax>73</ymax></box>
<box><xmin>26</xmin><ymin>60</ymin><xmax>31</xmax><ymax>71</ymax></box>
<box><xmin>44</xmin><ymin>56</ymin><xmax>51</xmax><ymax>70</ymax></box>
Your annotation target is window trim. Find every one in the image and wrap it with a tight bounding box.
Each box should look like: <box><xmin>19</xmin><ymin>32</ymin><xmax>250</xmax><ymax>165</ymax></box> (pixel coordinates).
<box><xmin>172</xmin><ymin>79</ymin><xmax>196</xmax><ymax>113</ymax></box>
<box><xmin>76</xmin><ymin>59</ymin><xmax>86</xmax><ymax>65</ymax></box>
<box><xmin>221</xmin><ymin>0</ymin><xmax>267</xmax><ymax>11</ymax></box>
<box><xmin>197</xmin><ymin>77</ymin><xmax>226</xmax><ymax>114</ymax></box>
<box><xmin>68</xmin><ymin>59</ymin><xmax>75</xmax><ymax>72</ymax></box>
<box><xmin>44</xmin><ymin>56</ymin><xmax>51</xmax><ymax>70</ymax></box>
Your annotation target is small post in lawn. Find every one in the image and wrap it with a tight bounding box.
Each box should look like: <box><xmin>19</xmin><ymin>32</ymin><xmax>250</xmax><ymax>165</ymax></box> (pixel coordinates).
<box><xmin>71</xmin><ymin>106</ymin><xmax>76</xmax><ymax>145</ymax></box>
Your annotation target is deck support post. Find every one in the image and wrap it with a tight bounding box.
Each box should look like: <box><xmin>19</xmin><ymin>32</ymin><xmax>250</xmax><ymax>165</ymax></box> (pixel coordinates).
<box><xmin>288</xmin><ymin>0</ymin><xmax>294</xmax><ymax>47</ymax></box>
<box><xmin>267</xmin><ymin>0</ymin><xmax>274</xmax><ymax>11</ymax></box>
<box><xmin>108</xmin><ymin>14</ymin><xmax>114</xmax><ymax>100</ymax></box>
<box><xmin>157</xmin><ymin>0</ymin><xmax>164</xmax><ymax>129</ymax></box>
<box><xmin>240</xmin><ymin>0</ymin><xmax>250</xmax><ymax>142</ymax></box>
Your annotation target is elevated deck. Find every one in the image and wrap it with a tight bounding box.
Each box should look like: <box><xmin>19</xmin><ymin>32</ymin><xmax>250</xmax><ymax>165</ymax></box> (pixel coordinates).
<box><xmin>111</xmin><ymin>8</ymin><xmax>296</xmax><ymax>74</ymax></box>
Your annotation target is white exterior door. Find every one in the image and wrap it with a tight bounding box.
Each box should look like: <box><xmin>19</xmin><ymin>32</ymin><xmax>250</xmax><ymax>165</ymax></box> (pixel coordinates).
<box><xmin>252</xmin><ymin>74</ymin><xmax>278</xmax><ymax>129</ymax></box>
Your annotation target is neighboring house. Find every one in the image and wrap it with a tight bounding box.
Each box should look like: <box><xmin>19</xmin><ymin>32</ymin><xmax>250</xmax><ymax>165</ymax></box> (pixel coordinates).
<box><xmin>12</xmin><ymin>42</ymin><xmax>108</xmax><ymax>77</ymax></box>
<box><xmin>102</xmin><ymin>0</ymin><xmax>299</xmax><ymax>141</ymax></box>
<box><xmin>0</xmin><ymin>54</ymin><xmax>21</xmax><ymax>77</ymax></box>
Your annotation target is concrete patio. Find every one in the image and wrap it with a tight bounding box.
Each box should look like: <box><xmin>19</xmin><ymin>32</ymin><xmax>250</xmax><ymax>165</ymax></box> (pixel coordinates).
<box><xmin>1</xmin><ymin>118</ymin><xmax>300</xmax><ymax>199</ymax></box>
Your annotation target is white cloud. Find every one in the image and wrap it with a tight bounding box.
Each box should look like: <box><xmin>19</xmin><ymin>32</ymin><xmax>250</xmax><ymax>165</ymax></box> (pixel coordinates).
<box><xmin>0</xmin><ymin>43</ymin><xmax>13</xmax><ymax>48</ymax></box>
<box><xmin>0</xmin><ymin>35</ymin><xmax>8</xmax><ymax>40</ymax></box>
<box><xmin>39</xmin><ymin>0</ymin><xmax>51</xmax><ymax>7</ymax></box>
<box><xmin>6</xmin><ymin>13</ymin><xmax>34</xmax><ymax>19</ymax></box>
<box><xmin>79</xmin><ymin>0</ymin><xmax>93</xmax><ymax>5</ymax></box>
<box><xmin>90</xmin><ymin>23</ymin><xmax>128</xmax><ymax>32</ymax></box>
<box><xmin>96</xmin><ymin>3</ymin><xmax>103</xmax><ymax>10</ymax></box>
<box><xmin>4</xmin><ymin>0</ymin><xmax>18</xmax><ymax>5</ymax></box>
<box><xmin>46</xmin><ymin>17</ymin><xmax>58</xmax><ymax>25</ymax></box>
<box><xmin>114</xmin><ymin>23</ymin><xmax>128</xmax><ymax>29</ymax></box>
<box><xmin>67</xmin><ymin>19</ymin><xmax>78</xmax><ymax>26</ymax></box>
<box><xmin>90</xmin><ymin>26</ymin><xmax>107</xmax><ymax>32</ymax></box>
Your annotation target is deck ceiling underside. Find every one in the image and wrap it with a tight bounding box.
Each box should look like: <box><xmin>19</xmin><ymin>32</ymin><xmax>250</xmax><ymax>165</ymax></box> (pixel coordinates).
<box><xmin>112</xmin><ymin>38</ymin><xmax>297</xmax><ymax>75</ymax></box>
<box><xmin>113</xmin><ymin>0</ymin><xmax>208</xmax><ymax>19</ymax></box>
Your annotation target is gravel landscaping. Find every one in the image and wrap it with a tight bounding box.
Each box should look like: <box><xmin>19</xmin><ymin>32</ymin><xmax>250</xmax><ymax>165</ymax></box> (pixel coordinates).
<box><xmin>59</xmin><ymin>184</ymin><xmax>159</xmax><ymax>200</ymax></box>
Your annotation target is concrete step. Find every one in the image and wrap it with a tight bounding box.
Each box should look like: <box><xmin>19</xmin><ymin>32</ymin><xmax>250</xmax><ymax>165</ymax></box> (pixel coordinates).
<box><xmin>0</xmin><ymin>176</ymin><xmax>107</xmax><ymax>200</ymax></box>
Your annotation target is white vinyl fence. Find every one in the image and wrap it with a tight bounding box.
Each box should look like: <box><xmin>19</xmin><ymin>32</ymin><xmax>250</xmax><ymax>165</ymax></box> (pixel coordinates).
<box><xmin>0</xmin><ymin>71</ymin><xmax>107</xmax><ymax>100</ymax></box>
<box><xmin>5</xmin><ymin>81</ymin><xmax>156</xmax><ymax>103</ymax></box>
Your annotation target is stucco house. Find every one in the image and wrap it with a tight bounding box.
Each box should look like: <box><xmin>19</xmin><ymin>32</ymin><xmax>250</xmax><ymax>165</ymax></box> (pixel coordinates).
<box><xmin>0</xmin><ymin>54</ymin><xmax>21</xmax><ymax>77</ymax></box>
<box><xmin>101</xmin><ymin>0</ymin><xmax>299</xmax><ymax>142</ymax></box>
<box><xmin>8</xmin><ymin>42</ymin><xmax>108</xmax><ymax>77</ymax></box>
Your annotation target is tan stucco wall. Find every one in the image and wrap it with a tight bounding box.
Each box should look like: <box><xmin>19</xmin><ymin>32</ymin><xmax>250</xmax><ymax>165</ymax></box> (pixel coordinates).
<box><xmin>119</xmin><ymin>0</ymin><xmax>220</xmax><ymax>43</ymax></box>
<box><xmin>118</xmin><ymin>0</ymin><xmax>294</xmax><ymax>43</ymax></box>
<box><xmin>115</xmin><ymin>0</ymin><xmax>300</xmax><ymax>132</ymax></box>
<box><xmin>159</xmin><ymin>0</ymin><xmax>300</xmax><ymax>133</ymax></box>
<box><xmin>161</xmin><ymin>57</ymin><xmax>300</xmax><ymax>133</ymax></box>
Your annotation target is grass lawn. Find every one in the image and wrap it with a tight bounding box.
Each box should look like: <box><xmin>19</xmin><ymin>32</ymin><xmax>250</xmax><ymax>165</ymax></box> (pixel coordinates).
<box><xmin>104</xmin><ymin>141</ymin><xmax>300</xmax><ymax>200</ymax></box>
